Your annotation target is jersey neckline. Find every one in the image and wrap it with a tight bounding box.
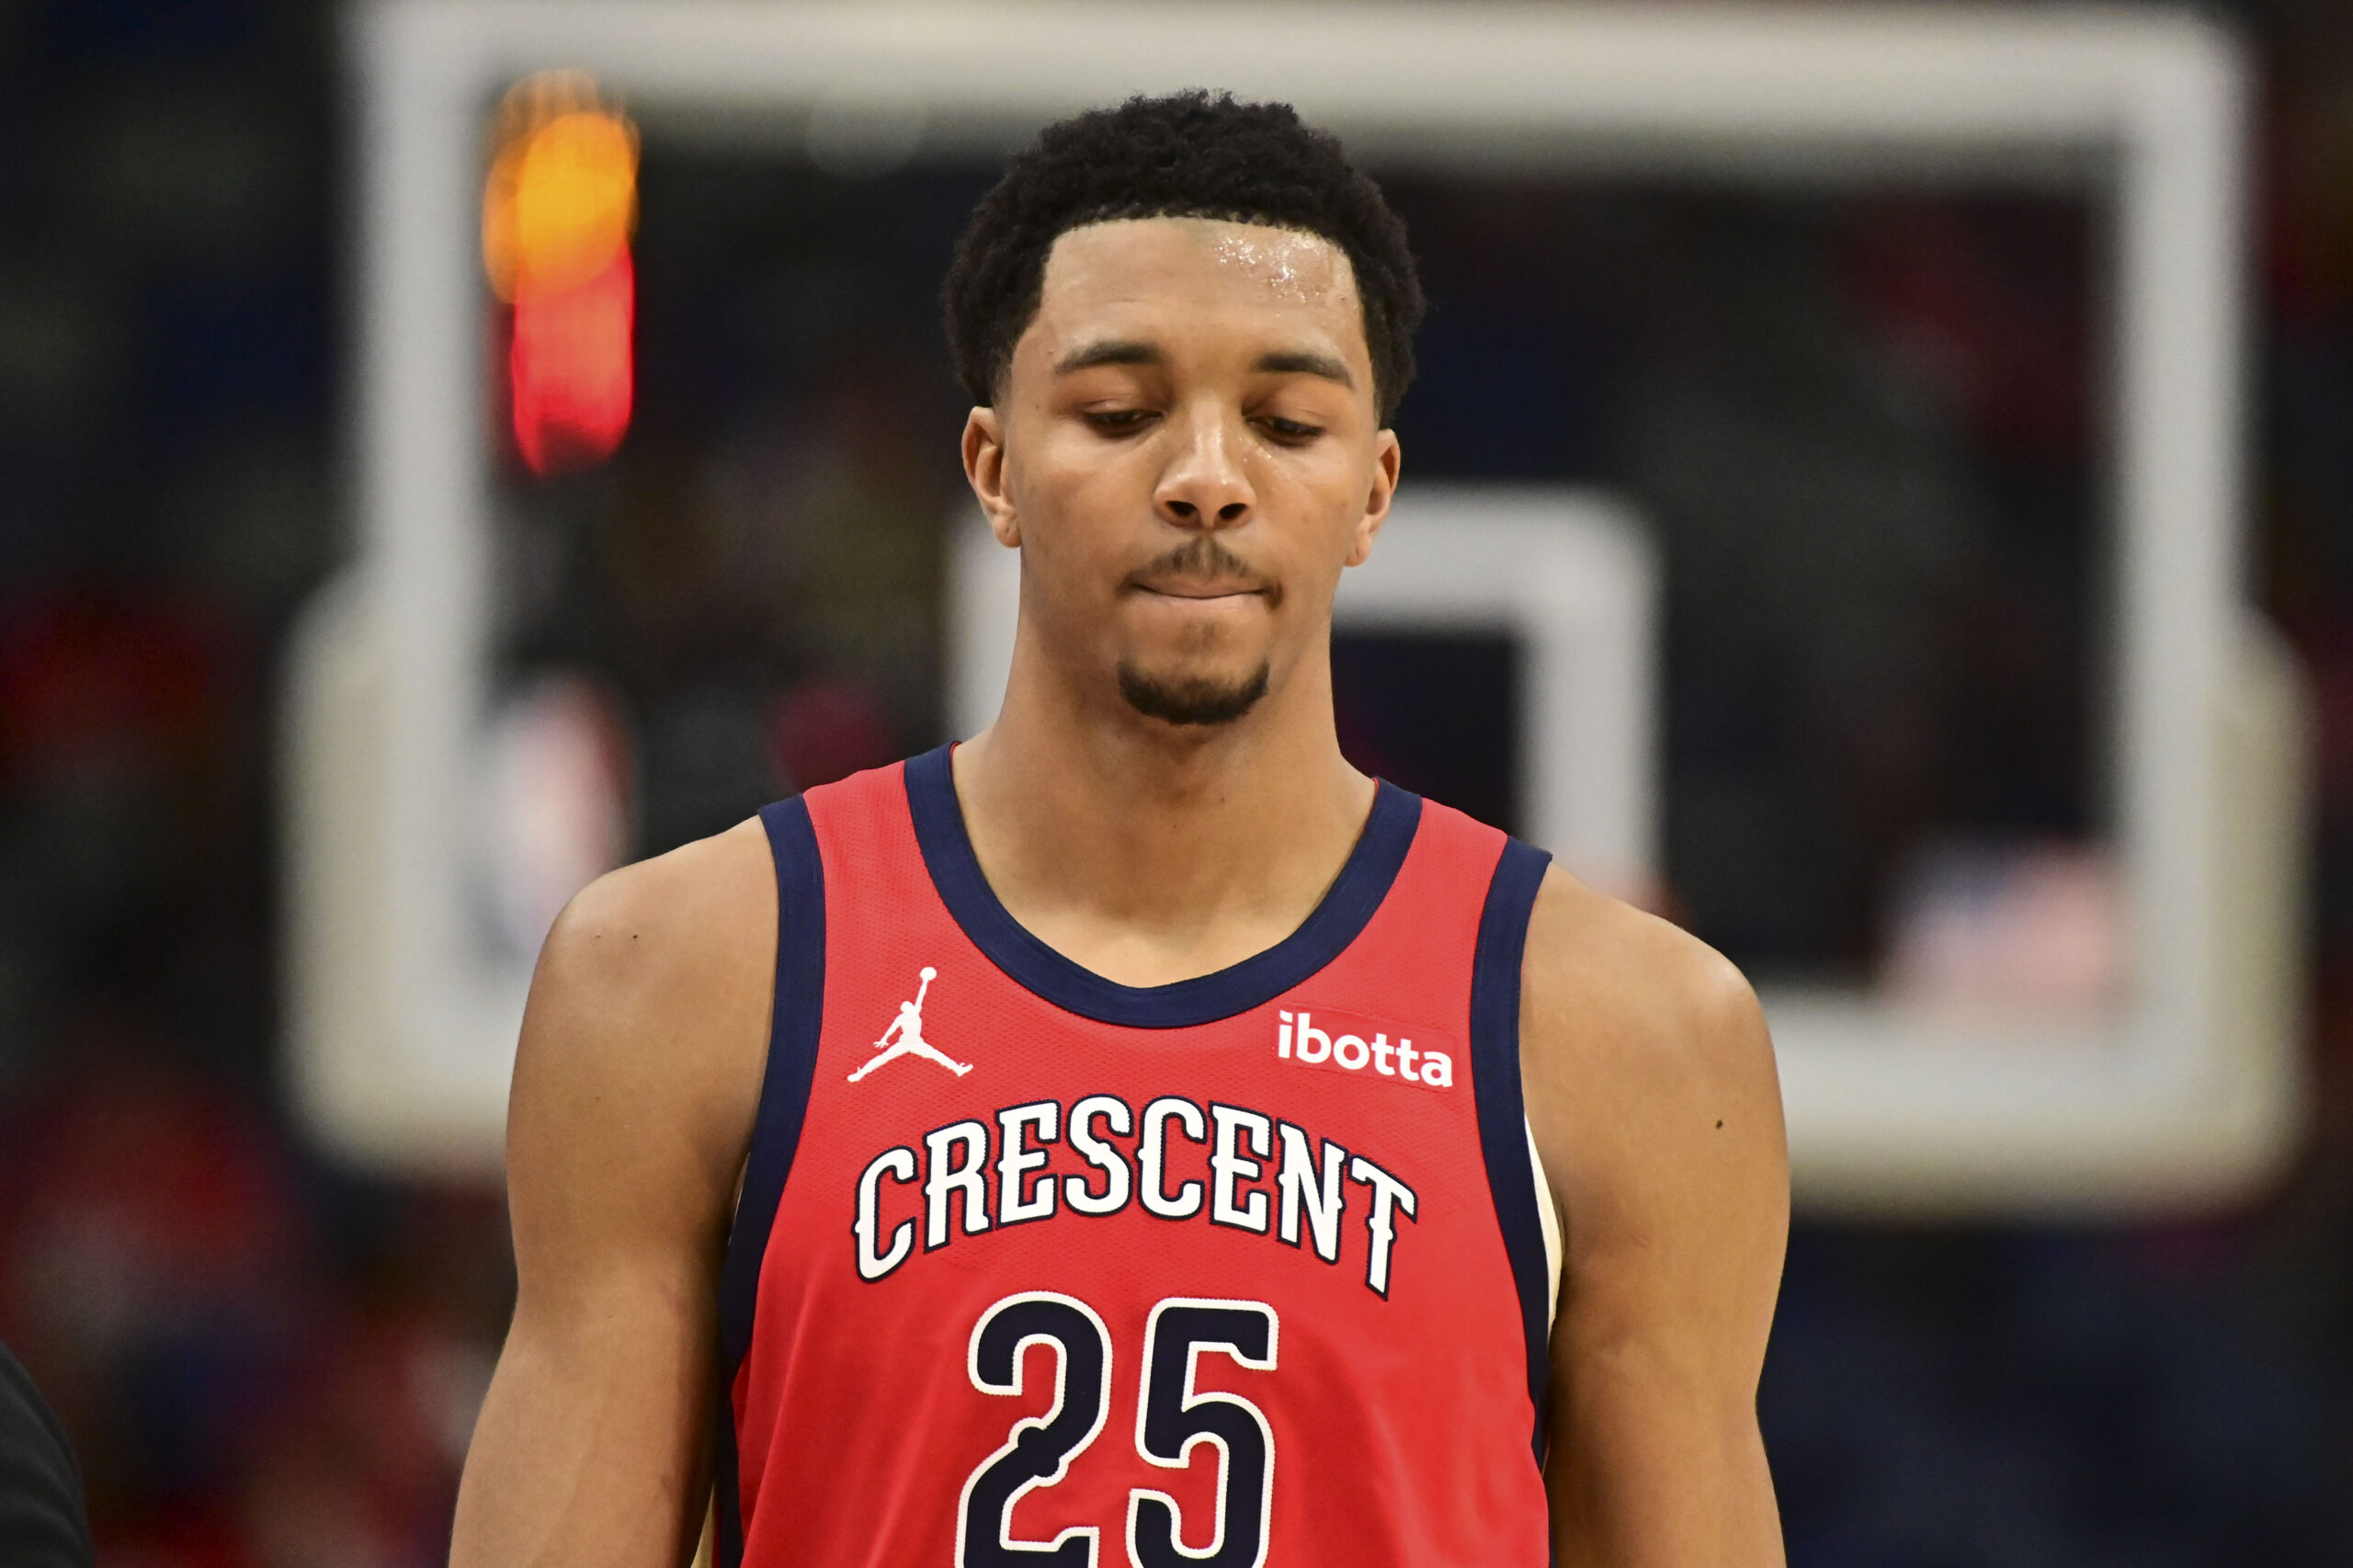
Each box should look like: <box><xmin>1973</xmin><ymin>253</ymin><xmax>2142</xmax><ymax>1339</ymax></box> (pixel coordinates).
<box><xmin>902</xmin><ymin>744</ymin><xmax>1422</xmax><ymax>1028</ymax></box>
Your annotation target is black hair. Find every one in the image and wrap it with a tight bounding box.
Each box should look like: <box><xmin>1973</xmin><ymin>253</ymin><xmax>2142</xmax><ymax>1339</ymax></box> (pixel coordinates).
<box><xmin>942</xmin><ymin>90</ymin><xmax>1424</xmax><ymax>422</ymax></box>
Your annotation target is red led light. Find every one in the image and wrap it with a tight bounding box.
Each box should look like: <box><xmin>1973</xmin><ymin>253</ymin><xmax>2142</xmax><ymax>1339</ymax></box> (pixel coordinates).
<box><xmin>509</xmin><ymin>249</ymin><xmax>633</xmax><ymax>476</ymax></box>
<box><xmin>485</xmin><ymin>78</ymin><xmax>637</xmax><ymax>476</ymax></box>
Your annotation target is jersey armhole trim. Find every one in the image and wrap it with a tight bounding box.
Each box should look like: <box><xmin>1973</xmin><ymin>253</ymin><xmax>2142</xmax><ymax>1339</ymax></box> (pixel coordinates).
<box><xmin>1470</xmin><ymin>835</ymin><xmax>1555</xmax><ymax>1468</ymax></box>
<box><xmin>714</xmin><ymin>796</ymin><xmax>827</xmax><ymax>1568</ymax></box>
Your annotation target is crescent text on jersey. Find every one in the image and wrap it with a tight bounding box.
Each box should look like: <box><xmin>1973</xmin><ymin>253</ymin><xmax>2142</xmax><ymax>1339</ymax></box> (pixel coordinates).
<box><xmin>849</xmin><ymin>965</ymin><xmax>972</xmax><ymax>1083</ymax></box>
<box><xmin>1276</xmin><ymin>1007</ymin><xmax>1457</xmax><ymax>1087</ymax></box>
<box><xmin>852</xmin><ymin>1094</ymin><xmax>1421</xmax><ymax>1298</ymax></box>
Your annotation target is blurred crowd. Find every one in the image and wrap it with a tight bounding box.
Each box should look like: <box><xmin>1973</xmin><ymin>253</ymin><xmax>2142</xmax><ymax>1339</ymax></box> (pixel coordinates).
<box><xmin>1</xmin><ymin>0</ymin><xmax>2350</xmax><ymax>1563</ymax></box>
<box><xmin>0</xmin><ymin>4</ymin><xmax>497</xmax><ymax>1562</ymax></box>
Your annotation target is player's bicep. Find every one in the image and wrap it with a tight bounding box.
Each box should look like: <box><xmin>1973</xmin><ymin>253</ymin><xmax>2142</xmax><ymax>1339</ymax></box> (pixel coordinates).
<box><xmin>1547</xmin><ymin>966</ymin><xmax>1786</xmax><ymax>1376</ymax></box>
<box><xmin>1541</xmin><ymin>1074</ymin><xmax>1787</xmax><ymax>1564</ymax></box>
<box><xmin>453</xmin><ymin>825</ymin><xmax>775</xmax><ymax>1568</ymax></box>
<box><xmin>1522</xmin><ymin>876</ymin><xmax>1789</xmax><ymax>1566</ymax></box>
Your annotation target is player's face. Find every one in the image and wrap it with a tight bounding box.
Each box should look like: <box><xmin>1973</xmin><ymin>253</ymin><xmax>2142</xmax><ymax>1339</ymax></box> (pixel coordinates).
<box><xmin>965</xmin><ymin>217</ymin><xmax>1399</xmax><ymax>729</ymax></box>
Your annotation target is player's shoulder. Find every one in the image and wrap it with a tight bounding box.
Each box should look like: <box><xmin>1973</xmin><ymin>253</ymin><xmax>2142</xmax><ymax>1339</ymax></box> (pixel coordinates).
<box><xmin>533</xmin><ymin>814</ymin><xmax>778</xmax><ymax>1030</ymax></box>
<box><xmin>506</xmin><ymin>819</ymin><xmax>783</xmax><ymax>1243</ymax></box>
<box><xmin>1518</xmin><ymin>863</ymin><xmax>1779</xmax><ymax>1142</ymax></box>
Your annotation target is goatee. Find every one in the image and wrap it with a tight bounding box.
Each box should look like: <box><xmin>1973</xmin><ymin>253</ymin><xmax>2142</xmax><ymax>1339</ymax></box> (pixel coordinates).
<box><xmin>1117</xmin><ymin>660</ymin><xmax>1271</xmax><ymax>727</ymax></box>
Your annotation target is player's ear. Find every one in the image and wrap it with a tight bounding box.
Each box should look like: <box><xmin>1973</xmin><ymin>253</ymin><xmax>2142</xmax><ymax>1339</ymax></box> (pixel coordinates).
<box><xmin>963</xmin><ymin>406</ymin><xmax>1021</xmax><ymax>548</ymax></box>
<box><xmin>1343</xmin><ymin>428</ymin><xmax>1401</xmax><ymax>568</ymax></box>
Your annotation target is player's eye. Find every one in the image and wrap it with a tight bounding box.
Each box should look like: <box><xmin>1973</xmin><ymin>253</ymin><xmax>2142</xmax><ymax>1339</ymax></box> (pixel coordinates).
<box><xmin>1256</xmin><ymin>415</ymin><xmax>1324</xmax><ymax>443</ymax></box>
<box><xmin>1082</xmin><ymin>409</ymin><xmax>1155</xmax><ymax>435</ymax></box>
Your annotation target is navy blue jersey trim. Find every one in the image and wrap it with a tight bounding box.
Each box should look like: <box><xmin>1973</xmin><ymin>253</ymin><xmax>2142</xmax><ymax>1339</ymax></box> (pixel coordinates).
<box><xmin>717</xmin><ymin>797</ymin><xmax>828</xmax><ymax>1379</ymax></box>
<box><xmin>904</xmin><ymin>744</ymin><xmax>1420</xmax><ymax>1029</ymax></box>
<box><xmin>1469</xmin><ymin>835</ymin><xmax>1555</xmax><ymax>1465</ymax></box>
<box><xmin>713</xmin><ymin>1391</ymin><xmax>746</xmax><ymax>1568</ymax></box>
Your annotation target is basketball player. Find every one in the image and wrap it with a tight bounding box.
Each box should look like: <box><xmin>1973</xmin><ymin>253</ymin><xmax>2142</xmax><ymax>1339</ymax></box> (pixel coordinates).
<box><xmin>450</xmin><ymin>92</ymin><xmax>1788</xmax><ymax>1566</ymax></box>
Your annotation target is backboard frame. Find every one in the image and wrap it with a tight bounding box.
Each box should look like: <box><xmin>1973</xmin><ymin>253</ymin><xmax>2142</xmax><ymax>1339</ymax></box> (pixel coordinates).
<box><xmin>304</xmin><ymin>0</ymin><xmax>2297</xmax><ymax>1210</ymax></box>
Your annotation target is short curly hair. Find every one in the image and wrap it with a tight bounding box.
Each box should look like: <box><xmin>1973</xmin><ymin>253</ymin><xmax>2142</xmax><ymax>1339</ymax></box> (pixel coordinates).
<box><xmin>942</xmin><ymin>90</ymin><xmax>1424</xmax><ymax>423</ymax></box>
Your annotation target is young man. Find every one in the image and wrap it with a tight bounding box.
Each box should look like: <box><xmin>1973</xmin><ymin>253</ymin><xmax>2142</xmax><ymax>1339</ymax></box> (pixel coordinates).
<box><xmin>451</xmin><ymin>92</ymin><xmax>1788</xmax><ymax>1567</ymax></box>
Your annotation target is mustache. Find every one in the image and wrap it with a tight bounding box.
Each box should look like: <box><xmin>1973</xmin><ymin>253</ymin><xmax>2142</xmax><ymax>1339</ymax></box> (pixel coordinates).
<box><xmin>1129</xmin><ymin>537</ymin><xmax>1279</xmax><ymax>598</ymax></box>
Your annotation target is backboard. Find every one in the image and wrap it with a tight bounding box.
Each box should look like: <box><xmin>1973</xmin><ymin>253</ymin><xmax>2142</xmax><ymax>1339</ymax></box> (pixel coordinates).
<box><xmin>290</xmin><ymin>0</ymin><xmax>2302</xmax><ymax>1211</ymax></box>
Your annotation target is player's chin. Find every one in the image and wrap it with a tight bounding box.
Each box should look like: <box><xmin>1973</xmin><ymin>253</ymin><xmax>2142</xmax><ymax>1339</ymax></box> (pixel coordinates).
<box><xmin>1115</xmin><ymin>656</ymin><xmax>1272</xmax><ymax>728</ymax></box>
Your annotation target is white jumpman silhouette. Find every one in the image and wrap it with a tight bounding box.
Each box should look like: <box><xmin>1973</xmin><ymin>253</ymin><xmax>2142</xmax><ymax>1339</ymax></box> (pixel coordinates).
<box><xmin>848</xmin><ymin>967</ymin><xmax>972</xmax><ymax>1082</ymax></box>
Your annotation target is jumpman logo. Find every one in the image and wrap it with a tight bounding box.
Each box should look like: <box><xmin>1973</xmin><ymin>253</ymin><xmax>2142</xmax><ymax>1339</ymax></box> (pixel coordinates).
<box><xmin>848</xmin><ymin>966</ymin><xmax>972</xmax><ymax>1083</ymax></box>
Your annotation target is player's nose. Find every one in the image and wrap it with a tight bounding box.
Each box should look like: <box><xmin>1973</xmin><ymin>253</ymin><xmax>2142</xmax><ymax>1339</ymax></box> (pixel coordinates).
<box><xmin>1154</xmin><ymin>403</ymin><xmax>1254</xmax><ymax>532</ymax></box>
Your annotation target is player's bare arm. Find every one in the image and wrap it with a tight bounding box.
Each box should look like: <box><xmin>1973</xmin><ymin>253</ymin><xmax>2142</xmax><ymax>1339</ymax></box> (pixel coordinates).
<box><xmin>449</xmin><ymin>822</ymin><xmax>775</xmax><ymax>1568</ymax></box>
<box><xmin>1524</xmin><ymin>871</ymin><xmax>1790</xmax><ymax>1566</ymax></box>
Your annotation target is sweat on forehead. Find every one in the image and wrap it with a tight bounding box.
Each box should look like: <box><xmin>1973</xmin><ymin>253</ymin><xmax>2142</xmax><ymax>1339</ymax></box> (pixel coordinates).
<box><xmin>1043</xmin><ymin>218</ymin><xmax>1359</xmax><ymax>310</ymax></box>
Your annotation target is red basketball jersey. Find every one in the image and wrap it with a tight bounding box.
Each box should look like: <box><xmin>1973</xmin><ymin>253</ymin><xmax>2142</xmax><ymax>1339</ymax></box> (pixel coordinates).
<box><xmin>717</xmin><ymin>748</ymin><xmax>1556</xmax><ymax>1568</ymax></box>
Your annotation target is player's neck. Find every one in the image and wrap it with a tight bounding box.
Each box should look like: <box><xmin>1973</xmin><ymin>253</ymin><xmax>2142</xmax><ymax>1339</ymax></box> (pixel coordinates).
<box><xmin>951</xmin><ymin>650</ymin><xmax>1376</xmax><ymax>989</ymax></box>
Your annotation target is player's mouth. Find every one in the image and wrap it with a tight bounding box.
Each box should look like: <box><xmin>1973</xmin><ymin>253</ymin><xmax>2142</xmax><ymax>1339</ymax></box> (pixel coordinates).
<box><xmin>1124</xmin><ymin>539</ymin><xmax>1281</xmax><ymax>608</ymax></box>
<box><xmin>1131</xmin><ymin>580</ymin><xmax>1268</xmax><ymax>603</ymax></box>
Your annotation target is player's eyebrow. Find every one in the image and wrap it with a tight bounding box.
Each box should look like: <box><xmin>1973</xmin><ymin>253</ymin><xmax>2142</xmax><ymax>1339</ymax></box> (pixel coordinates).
<box><xmin>1051</xmin><ymin>341</ymin><xmax>1355</xmax><ymax>390</ymax></box>
<box><xmin>1255</xmin><ymin>349</ymin><xmax>1354</xmax><ymax>388</ymax></box>
<box><xmin>1054</xmin><ymin>339</ymin><xmax>1162</xmax><ymax>374</ymax></box>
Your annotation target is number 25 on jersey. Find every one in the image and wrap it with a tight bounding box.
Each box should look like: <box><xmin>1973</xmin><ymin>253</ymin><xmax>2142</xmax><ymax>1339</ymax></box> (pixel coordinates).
<box><xmin>958</xmin><ymin>1292</ymin><xmax>1279</xmax><ymax>1568</ymax></box>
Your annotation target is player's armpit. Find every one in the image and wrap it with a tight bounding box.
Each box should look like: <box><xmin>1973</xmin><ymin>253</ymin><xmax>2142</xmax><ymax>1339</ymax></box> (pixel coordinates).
<box><xmin>1519</xmin><ymin>869</ymin><xmax>1790</xmax><ymax>1568</ymax></box>
<box><xmin>450</xmin><ymin>818</ymin><xmax>777</xmax><ymax>1568</ymax></box>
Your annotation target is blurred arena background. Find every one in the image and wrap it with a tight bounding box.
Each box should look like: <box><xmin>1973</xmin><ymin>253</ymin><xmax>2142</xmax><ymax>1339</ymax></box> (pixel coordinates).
<box><xmin>2</xmin><ymin>0</ymin><xmax>2350</xmax><ymax>1562</ymax></box>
